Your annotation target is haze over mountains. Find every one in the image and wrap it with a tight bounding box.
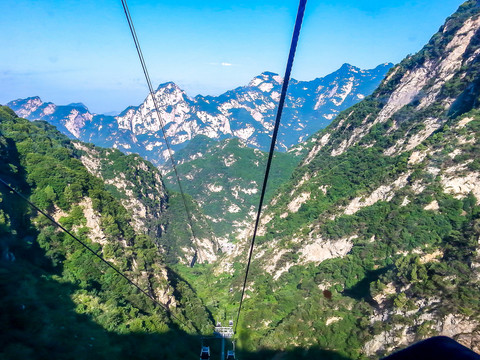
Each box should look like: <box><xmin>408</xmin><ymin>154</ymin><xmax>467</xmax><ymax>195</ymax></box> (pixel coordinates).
<box><xmin>8</xmin><ymin>63</ymin><xmax>392</xmax><ymax>167</ymax></box>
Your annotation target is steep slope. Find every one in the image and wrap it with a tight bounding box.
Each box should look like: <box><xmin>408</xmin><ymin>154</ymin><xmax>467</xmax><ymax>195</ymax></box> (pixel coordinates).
<box><xmin>8</xmin><ymin>63</ymin><xmax>392</xmax><ymax>166</ymax></box>
<box><xmin>71</xmin><ymin>142</ymin><xmax>168</xmax><ymax>235</ymax></box>
<box><xmin>164</xmin><ymin>136</ymin><xmax>300</xmax><ymax>242</ymax></box>
<box><xmin>0</xmin><ymin>106</ymin><xmax>213</xmax><ymax>358</ymax></box>
<box><xmin>69</xmin><ymin>142</ymin><xmax>218</xmax><ymax>264</ymax></box>
<box><xmin>258</xmin><ymin>0</ymin><xmax>480</xmax><ymax>260</ymax></box>
<box><xmin>189</xmin><ymin>1</ymin><xmax>480</xmax><ymax>358</ymax></box>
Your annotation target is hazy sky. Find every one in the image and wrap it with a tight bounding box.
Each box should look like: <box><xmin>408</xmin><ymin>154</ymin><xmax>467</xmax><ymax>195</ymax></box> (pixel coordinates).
<box><xmin>0</xmin><ymin>0</ymin><xmax>465</xmax><ymax>114</ymax></box>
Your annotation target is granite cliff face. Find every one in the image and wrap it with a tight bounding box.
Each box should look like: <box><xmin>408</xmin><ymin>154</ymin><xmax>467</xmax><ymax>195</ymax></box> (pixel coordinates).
<box><xmin>8</xmin><ymin>63</ymin><xmax>391</xmax><ymax>167</ymax></box>
<box><xmin>71</xmin><ymin>142</ymin><xmax>167</xmax><ymax>235</ymax></box>
<box><xmin>210</xmin><ymin>1</ymin><xmax>480</xmax><ymax>357</ymax></box>
<box><xmin>68</xmin><ymin>140</ymin><xmax>219</xmax><ymax>265</ymax></box>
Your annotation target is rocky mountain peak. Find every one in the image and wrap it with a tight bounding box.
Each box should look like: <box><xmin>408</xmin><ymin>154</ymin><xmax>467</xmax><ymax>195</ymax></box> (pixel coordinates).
<box><xmin>8</xmin><ymin>63</ymin><xmax>392</xmax><ymax>167</ymax></box>
<box><xmin>337</xmin><ymin>62</ymin><xmax>358</xmax><ymax>72</ymax></box>
<box><xmin>8</xmin><ymin>96</ymin><xmax>49</xmax><ymax>118</ymax></box>
<box><xmin>248</xmin><ymin>71</ymin><xmax>283</xmax><ymax>88</ymax></box>
<box><xmin>67</xmin><ymin>102</ymin><xmax>89</xmax><ymax>111</ymax></box>
<box><xmin>155</xmin><ymin>81</ymin><xmax>184</xmax><ymax>94</ymax></box>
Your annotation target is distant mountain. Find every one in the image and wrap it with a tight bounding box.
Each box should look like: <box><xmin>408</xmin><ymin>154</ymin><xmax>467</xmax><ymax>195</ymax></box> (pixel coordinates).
<box><xmin>8</xmin><ymin>63</ymin><xmax>392</xmax><ymax>167</ymax></box>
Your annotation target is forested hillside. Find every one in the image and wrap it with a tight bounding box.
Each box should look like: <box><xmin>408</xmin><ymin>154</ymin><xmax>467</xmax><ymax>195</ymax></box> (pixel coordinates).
<box><xmin>0</xmin><ymin>106</ymin><xmax>212</xmax><ymax>359</ymax></box>
<box><xmin>70</xmin><ymin>141</ymin><xmax>218</xmax><ymax>265</ymax></box>
<box><xmin>164</xmin><ymin>135</ymin><xmax>301</xmax><ymax>241</ymax></box>
<box><xmin>176</xmin><ymin>1</ymin><xmax>480</xmax><ymax>358</ymax></box>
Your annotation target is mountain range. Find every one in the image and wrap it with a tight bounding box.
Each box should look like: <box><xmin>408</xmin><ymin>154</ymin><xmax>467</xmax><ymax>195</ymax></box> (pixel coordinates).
<box><xmin>1</xmin><ymin>1</ymin><xmax>480</xmax><ymax>359</ymax></box>
<box><xmin>7</xmin><ymin>63</ymin><xmax>392</xmax><ymax>167</ymax></box>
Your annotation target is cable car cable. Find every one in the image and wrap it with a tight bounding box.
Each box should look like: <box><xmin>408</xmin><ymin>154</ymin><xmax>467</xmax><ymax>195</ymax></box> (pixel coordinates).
<box><xmin>0</xmin><ymin>177</ymin><xmax>199</xmax><ymax>334</ymax></box>
<box><xmin>120</xmin><ymin>0</ymin><xmax>201</xmax><ymax>267</ymax></box>
<box><xmin>234</xmin><ymin>0</ymin><xmax>307</xmax><ymax>335</ymax></box>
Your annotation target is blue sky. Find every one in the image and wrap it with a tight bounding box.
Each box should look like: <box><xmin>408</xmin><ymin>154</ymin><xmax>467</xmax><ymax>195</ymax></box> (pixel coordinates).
<box><xmin>0</xmin><ymin>0</ymin><xmax>465</xmax><ymax>114</ymax></box>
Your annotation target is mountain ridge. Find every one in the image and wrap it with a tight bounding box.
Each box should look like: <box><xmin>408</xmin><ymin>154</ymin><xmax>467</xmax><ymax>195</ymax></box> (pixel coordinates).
<box><xmin>7</xmin><ymin>63</ymin><xmax>392</xmax><ymax>167</ymax></box>
<box><xmin>163</xmin><ymin>136</ymin><xmax>301</xmax><ymax>242</ymax></box>
<box><xmin>206</xmin><ymin>1</ymin><xmax>480</xmax><ymax>356</ymax></box>
<box><xmin>0</xmin><ymin>105</ymin><xmax>214</xmax><ymax>358</ymax></box>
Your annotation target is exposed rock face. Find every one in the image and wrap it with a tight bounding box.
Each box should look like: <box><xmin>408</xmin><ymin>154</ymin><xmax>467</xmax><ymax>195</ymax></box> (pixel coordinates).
<box><xmin>372</xmin><ymin>282</ymin><xmax>397</xmax><ymax>305</ymax></box>
<box><xmin>8</xmin><ymin>63</ymin><xmax>392</xmax><ymax>167</ymax></box>
<box><xmin>287</xmin><ymin>192</ymin><xmax>311</xmax><ymax>213</ymax></box>
<box><xmin>343</xmin><ymin>173</ymin><xmax>411</xmax><ymax>215</ymax></box>
<box><xmin>300</xmin><ymin>235</ymin><xmax>355</xmax><ymax>264</ymax></box>
<box><xmin>303</xmin><ymin>7</ymin><xmax>480</xmax><ymax>158</ymax></box>
<box><xmin>9</xmin><ymin>97</ymin><xmax>94</xmax><ymax>141</ymax></box>
<box><xmin>364</xmin><ymin>312</ymin><xmax>480</xmax><ymax>357</ymax></box>
<box><xmin>72</xmin><ymin>142</ymin><xmax>168</xmax><ymax>236</ymax></box>
<box><xmin>441</xmin><ymin>172</ymin><xmax>480</xmax><ymax>203</ymax></box>
<box><xmin>224</xmin><ymin>2</ymin><xmax>480</xmax><ymax>358</ymax></box>
<box><xmin>80</xmin><ymin>197</ymin><xmax>108</xmax><ymax>245</ymax></box>
<box><xmin>71</xmin><ymin>141</ymin><xmax>219</xmax><ymax>264</ymax></box>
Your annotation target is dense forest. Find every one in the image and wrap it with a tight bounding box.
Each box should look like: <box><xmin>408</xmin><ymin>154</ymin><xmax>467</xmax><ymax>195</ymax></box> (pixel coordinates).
<box><xmin>174</xmin><ymin>1</ymin><xmax>480</xmax><ymax>358</ymax></box>
<box><xmin>164</xmin><ymin>135</ymin><xmax>301</xmax><ymax>240</ymax></box>
<box><xmin>0</xmin><ymin>106</ymin><xmax>213</xmax><ymax>359</ymax></box>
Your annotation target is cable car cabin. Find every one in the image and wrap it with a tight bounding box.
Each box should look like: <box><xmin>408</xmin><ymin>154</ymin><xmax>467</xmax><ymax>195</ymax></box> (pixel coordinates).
<box><xmin>229</xmin><ymin>320</ymin><xmax>233</xmax><ymax>326</ymax></box>
<box><xmin>226</xmin><ymin>350</ymin><xmax>235</xmax><ymax>360</ymax></box>
<box><xmin>200</xmin><ymin>346</ymin><xmax>210</xmax><ymax>360</ymax></box>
